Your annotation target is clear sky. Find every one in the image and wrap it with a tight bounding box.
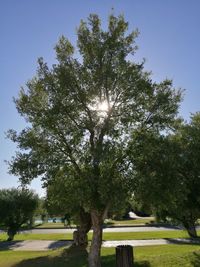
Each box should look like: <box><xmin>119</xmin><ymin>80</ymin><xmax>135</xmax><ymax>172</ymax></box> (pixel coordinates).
<box><xmin>1</xmin><ymin>0</ymin><xmax>200</xmax><ymax>196</ymax></box>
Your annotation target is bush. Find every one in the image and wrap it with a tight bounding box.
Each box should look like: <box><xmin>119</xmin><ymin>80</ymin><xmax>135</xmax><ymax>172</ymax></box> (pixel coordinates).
<box><xmin>0</xmin><ymin>188</ymin><xmax>38</xmax><ymax>240</ymax></box>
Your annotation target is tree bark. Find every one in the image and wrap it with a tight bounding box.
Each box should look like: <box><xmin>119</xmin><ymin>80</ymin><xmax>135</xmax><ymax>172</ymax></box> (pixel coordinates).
<box><xmin>73</xmin><ymin>210</ymin><xmax>92</xmax><ymax>246</ymax></box>
<box><xmin>88</xmin><ymin>210</ymin><xmax>103</xmax><ymax>267</ymax></box>
<box><xmin>7</xmin><ymin>228</ymin><xmax>17</xmax><ymax>241</ymax></box>
<box><xmin>184</xmin><ymin>221</ymin><xmax>197</xmax><ymax>238</ymax></box>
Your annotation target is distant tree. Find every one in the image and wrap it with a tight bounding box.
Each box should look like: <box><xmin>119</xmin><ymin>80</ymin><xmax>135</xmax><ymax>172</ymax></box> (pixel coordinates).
<box><xmin>8</xmin><ymin>13</ymin><xmax>182</xmax><ymax>266</ymax></box>
<box><xmin>131</xmin><ymin>113</ymin><xmax>200</xmax><ymax>238</ymax></box>
<box><xmin>0</xmin><ymin>188</ymin><xmax>38</xmax><ymax>241</ymax></box>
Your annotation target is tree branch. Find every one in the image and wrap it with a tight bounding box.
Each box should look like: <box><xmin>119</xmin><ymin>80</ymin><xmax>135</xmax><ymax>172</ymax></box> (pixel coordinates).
<box><xmin>52</xmin><ymin>126</ymin><xmax>82</xmax><ymax>176</ymax></box>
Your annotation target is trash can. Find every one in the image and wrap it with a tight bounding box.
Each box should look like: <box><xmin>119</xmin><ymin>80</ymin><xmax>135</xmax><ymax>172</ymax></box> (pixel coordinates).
<box><xmin>116</xmin><ymin>245</ymin><xmax>134</xmax><ymax>267</ymax></box>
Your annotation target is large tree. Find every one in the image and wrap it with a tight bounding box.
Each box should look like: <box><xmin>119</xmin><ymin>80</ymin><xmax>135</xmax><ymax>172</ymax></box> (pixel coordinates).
<box><xmin>0</xmin><ymin>188</ymin><xmax>38</xmax><ymax>241</ymax></box>
<box><xmin>8</xmin><ymin>14</ymin><xmax>182</xmax><ymax>266</ymax></box>
<box><xmin>131</xmin><ymin>113</ymin><xmax>200</xmax><ymax>238</ymax></box>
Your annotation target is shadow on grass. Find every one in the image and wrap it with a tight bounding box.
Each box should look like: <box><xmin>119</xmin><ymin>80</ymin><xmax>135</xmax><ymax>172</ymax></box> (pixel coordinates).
<box><xmin>144</xmin><ymin>223</ymin><xmax>152</xmax><ymax>226</ymax></box>
<box><xmin>102</xmin><ymin>253</ymin><xmax>151</xmax><ymax>267</ymax></box>
<box><xmin>7</xmin><ymin>245</ymin><xmax>151</xmax><ymax>267</ymax></box>
<box><xmin>103</xmin><ymin>222</ymin><xmax>114</xmax><ymax>227</ymax></box>
<box><xmin>190</xmin><ymin>251</ymin><xmax>200</xmax><ymax>267</ymax></box>
<box><xmin>13</xmin><ymin>246</ymin><xmax>88</xmax><ymax>267</ymax></box>
<box><xmin>165</xmin><ymin>238</ymin><xmax>200</xmax><ymax>245</ymax></box>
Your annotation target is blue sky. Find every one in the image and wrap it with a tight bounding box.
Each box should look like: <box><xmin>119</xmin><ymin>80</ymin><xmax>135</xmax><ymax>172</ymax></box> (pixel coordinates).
<box><xmin>1</xmin><ymin>0</ymin><xmax>200</xmax><ymax>196</ymax></box>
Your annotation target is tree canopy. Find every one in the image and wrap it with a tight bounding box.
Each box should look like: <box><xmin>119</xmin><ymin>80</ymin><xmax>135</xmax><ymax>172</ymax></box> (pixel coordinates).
<box><xmin>8</xmin><ymin>14</ymin><xmax>182</xmax><ymax>267</ymax></box>
<box><xmin>131</xmin><ymin>113</ymin><xmax>200</xmax><ymax>238</ymax></box>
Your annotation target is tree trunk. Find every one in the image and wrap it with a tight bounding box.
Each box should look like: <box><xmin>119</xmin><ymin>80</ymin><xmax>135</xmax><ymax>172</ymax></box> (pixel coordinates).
<box><xmin>184</xmin><ymin>221</ymin><xmax>197</xmax><ymax>238</ymax></box>
<box><xmin>7</xmin><ymin>228</ymin><xmax>17</xmax><ymax>241</ymax></box>
<box><xmin>73</xmin><ymin>209</ymin><xmax>92</xmax><ymax>246</ymax></box>
<box><xmin>88</xmin><ymin>210</ymin><xmax>103</xmax><ymax>267</ymax></box>
<box><xmin>183</xmin><ymin>220</ymin><xmax>197</xmax><ymax>238</ymax></box>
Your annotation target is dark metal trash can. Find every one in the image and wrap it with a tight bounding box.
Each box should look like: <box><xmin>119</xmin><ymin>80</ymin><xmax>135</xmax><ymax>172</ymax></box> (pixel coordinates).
<box><xmin>116</xmin><ymin>245</ymin><xmax>134</xmax><ymax>267</ymax></box>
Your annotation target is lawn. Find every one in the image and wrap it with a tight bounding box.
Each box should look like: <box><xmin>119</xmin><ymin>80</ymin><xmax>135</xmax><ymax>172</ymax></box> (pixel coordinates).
<box><xmin>0</xmin><ymin>244</ymin><xmax>200</xmax><ymax>267</ymax></box>
<box><xmin>0</xmin><ymin>230</ymin><xmax>199</xmax><ymax>241</ymax></box>
<box><xmin>106</xmin><ymin>217</ymin><xmax>155</xmax><ymax>226</ymax></box>
<box><xmin>102</xmin><ymin>230</ymin><xmax>197</xmax><ymax>240</ymax></box>
<box><xmin>34</xmin><ymin>218</ymin><xmax>155</xmax><ymax>229</ymax></box>
<box><xmin>35</xmin><ymin>223</ymin><xmax>71</xmax><ymax>229</ymax></box>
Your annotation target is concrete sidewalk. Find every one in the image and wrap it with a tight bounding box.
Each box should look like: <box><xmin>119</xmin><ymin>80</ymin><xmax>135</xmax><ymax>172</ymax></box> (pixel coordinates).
<box><xmin>102</xmin><ymin>238</ymin><xmax>200</xmax><ymax>247</ymax></box>
<box><xmin>0</xmin><ymin>238</ymin><xmax>200</xmax><ymax>251</ymax></box>
<box><xmin>6</xmin><ymin>225</ymin><xmax>181</xmax><ymax>235</ymax></box>
<box><xmin>0</xmin><ymin>240</ymin><xmax>72</xmax><ymax>251</ymax></box>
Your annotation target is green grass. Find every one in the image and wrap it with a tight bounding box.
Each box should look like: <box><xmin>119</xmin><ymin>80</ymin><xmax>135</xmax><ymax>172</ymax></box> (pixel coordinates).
<box><xmin>0</xmin><ymin>233</ymin><xmax>73</xmax><ymax>241</ymax></box>
<box><xmin>101</xmin><ymin>230</ymin><xmax>198</xmax><ymax>240</ymax></box>
<box><xmin>102</xmin><ymin>245</ymin><xmax>200</xmax><ymax>267</ymax></box>
<box><xmin>35</xmin><ymin>218</ymin><xmax>155</xmax><ymax>228</ymax></box>
<box><xmin>0</xmin><ymin>245</ymin><xmax>200</xmax><ymax>266</ymax></box>
<box><xmin>107</xmin><ymin>217</ymin><xmax>155</xmax><ymax>226</ymax></box>
<box><xmin>135</xmin><ymin>244</ymin><xmax>200</xmax><ymax>267</ymax></box>
<box><xmin>35</xmin><ymin>223</ymin><xmax>68</xmax><ymax>229</ymax></box>
<box><xmin>1</xmin><ymin>229</ymin><xmax>199</xmax><ymax>242</ymax></box>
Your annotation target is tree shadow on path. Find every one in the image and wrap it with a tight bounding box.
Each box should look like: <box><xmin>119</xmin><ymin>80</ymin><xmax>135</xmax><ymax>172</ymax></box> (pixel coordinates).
<box><xmin>0</xmin><ymin>241</ymin><xmax>22</xmax><ymax>251</ymax></box>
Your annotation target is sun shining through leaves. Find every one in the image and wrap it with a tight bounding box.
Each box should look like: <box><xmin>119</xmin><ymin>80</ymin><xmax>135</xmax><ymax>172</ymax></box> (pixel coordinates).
<box><xmin>89</xmin><ymin>99</ymin><xmax>110</xmax><ymax>118</ymax></box>
<box><xmin>97</xmin><ymin>101</ymin><xmax>109</xmax><ymax>112</ymax></box>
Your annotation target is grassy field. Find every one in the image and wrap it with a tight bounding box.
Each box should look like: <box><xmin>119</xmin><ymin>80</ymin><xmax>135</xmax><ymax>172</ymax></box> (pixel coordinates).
<box><xmin>35</xmin><ymin>218</ymin><xmax>155</xmax><ymax>229</ymax></box>
<box><xmin>0</xmin><ymin>244</ymin><xmax>200</xmax><ymax>267</ymax></box>
<box><xmin>106</xmin><ymin>217</ymin><xmax>155</xmax><ymax>226</ymax></box>
<box><xmin>35</xmin><ymin>223</ymin><xmax>72</xmax><ymax>229</ymax></box>
<box><xmin>1</xmin><ymin>220</ymin><xmax>199</xmax><ymax>266</ymax></box>
<box><xmin>0</xmin><ymin>229</ymin><xmax>199</xmax><ymax>241</ymax></box>
<box><xmin>1</xmin><ymin>229</ymin><xmax>200</xmax><ymax>266</ymax></box>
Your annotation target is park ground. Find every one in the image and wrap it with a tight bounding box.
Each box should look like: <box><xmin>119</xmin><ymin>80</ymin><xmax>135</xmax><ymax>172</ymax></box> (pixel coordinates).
<box><xmin>1</xmin><ymin>218</ymin><xmax>200</xmax><ymax>266</ymax></box>
<box><xmin>1</xmin><ymin>244</ymin><xmax>200</xmax><ymax>267</ymax></box>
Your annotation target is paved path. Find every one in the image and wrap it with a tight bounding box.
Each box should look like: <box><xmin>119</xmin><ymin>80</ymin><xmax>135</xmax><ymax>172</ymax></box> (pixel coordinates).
<box><xmin>12</xmin><ymin>225</ymin><xmax>181</xmax><ymax>235</ymax></box>
<box><xmin>103</xmin><ymin>226</ymin><xmax>180</xmax><ymax>232</ymax></box>
<box><xmin>102</xmin><ymin>238</ymin><xmax>200</xmax><ymax>247</ymax></box>
<box><xmin>0</xmin><ymin>240</ymin><xmax>72</xmax><ymax>251</ymax></box>
<box><xmin>0</xmin><ymin>238</ymin><xmax>200</xmax><ymax>251</ymax></box>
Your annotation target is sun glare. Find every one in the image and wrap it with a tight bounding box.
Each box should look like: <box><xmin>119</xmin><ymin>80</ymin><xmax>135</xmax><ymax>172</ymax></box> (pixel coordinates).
<box><xmin>97</xmin><ymin>101</ymin><xmax>109</xmax><ymax>112</ymax></box>
<box><xmin>89</xmin><ymin>100</ymin><xmax>110</xmax><ymax>118</ymax></box>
